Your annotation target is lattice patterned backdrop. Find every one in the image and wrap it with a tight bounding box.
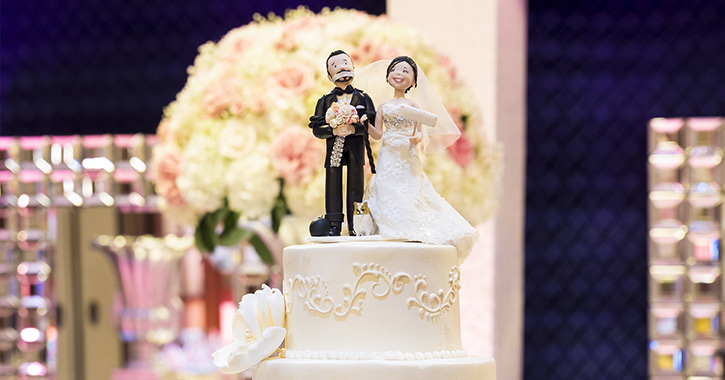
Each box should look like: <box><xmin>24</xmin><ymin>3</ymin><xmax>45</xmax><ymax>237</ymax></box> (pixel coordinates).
<box><xmin>526</xmin><ymin>1</ymin><xmax>725</xmax><ymax>380</ymax></box>
<box><xmin>0</xmin><ymin>0</ymin><xmax>385</xmax><ymax>136</ymax></box>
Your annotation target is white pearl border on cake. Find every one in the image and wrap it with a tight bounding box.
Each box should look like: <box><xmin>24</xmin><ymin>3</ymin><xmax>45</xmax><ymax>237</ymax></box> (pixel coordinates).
<box><xmin>284</xmin><ymin>350</ymin><xmax>468</xmax><ymax>361</ymax></box>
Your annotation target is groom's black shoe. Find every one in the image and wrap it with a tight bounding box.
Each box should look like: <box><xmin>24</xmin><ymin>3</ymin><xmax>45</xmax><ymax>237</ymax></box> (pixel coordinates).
<box><xmin>329</xmin><ymin>223</ymin><xmax>341</xmax><ymax>236</ymax></box>
<box><xmin>325</xmin><ymin>213</ymin><xmax>344</xmax><ymax>236</ymax></box>
<box><xmin>348</xmin><ymin>228</ymin><xmax>357</xmax><ymax>237</ymax></box>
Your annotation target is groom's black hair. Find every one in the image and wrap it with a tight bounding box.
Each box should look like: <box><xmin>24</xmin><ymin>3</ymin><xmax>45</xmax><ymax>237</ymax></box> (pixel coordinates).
<box><xmin>386</xmin><ymin>56</ymin><xmax>418</xmax><ymax>93</ymax></box>
<box><xmin>326</xmin><ymin>50</ymin><xmax>353</xmax><ymax>76</ymax></box>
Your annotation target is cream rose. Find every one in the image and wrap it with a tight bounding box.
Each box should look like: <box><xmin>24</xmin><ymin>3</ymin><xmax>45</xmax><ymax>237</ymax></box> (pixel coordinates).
<box><xmin>219</xmin><ymin>120</ymin><xmax>257</xmax><ymax>159</ymax></box>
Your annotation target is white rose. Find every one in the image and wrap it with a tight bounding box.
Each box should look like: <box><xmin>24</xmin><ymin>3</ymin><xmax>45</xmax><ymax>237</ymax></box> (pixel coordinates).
<box><xmin>219</xmin><ymin>119</ymin><xmax>257</xmax><ymax>159</ymax></box>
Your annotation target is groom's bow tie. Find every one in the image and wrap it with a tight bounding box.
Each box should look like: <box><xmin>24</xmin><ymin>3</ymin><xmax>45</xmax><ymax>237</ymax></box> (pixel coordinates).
<box><xmin>333</xmin><ymin>85</ymin><xmax>354</xmax><ymax>96</ymax></box>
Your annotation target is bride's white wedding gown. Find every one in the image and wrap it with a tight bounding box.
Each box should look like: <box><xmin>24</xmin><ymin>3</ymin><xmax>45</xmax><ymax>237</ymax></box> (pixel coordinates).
<box><xmin>366</xmin><ymin>102</ymin><xmax>479</xmax><ymax>260</ymax></box>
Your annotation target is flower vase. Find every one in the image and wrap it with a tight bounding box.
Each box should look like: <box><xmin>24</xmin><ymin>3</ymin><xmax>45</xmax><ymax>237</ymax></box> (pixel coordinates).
<box><xmin>93</xmin><ymin>234</ymin><xmax>193</xmax><ymax>377</ymax></box>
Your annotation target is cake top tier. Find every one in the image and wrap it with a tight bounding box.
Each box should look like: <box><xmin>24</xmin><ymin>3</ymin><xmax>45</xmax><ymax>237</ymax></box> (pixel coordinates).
<box><xmin>283</xmin><ymin>240</ymin><xmax>464</xmax><ymax>355</ymax></box>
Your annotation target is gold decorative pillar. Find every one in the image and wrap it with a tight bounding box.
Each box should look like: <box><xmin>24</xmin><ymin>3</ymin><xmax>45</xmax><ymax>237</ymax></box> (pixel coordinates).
<box><xmin>648</xmin><ymin>117</ymin><xmax>724</xmax><ymax>379</ymax></box>
<box><xmin>0</xmin><ymin>133</ymin><xmax>162</xmax><ymax>379</ymax></box>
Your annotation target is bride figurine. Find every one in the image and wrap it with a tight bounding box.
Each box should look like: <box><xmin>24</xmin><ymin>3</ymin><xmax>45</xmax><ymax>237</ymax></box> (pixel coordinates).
<box><xmin>358</xmin><ymin>56</ymin><xmax>479</xmax><ymax>261</ymax></box>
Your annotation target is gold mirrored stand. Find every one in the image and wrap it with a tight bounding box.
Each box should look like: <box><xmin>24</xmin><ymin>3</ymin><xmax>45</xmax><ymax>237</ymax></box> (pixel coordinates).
<box><xmin>647</xmin><ymin>118</ymin><xmax>725</xmax><ymax>379</ymax></box>
<box><xmin>0</xmin><ymin>134</ymin><xmax>196</xmax><ymax>380</ymax></box>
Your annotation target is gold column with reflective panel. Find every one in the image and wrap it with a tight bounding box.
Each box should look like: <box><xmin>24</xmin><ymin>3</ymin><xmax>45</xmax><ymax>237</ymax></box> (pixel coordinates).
<box><xmin>648</xmin><ymin>117</ymin><xmax>725</xmax><ymax>379</ymax></box>
<box><xmin>0</xmin><ymin>133</ymin><xmax>162</xmax><ymax>380</ymax></box>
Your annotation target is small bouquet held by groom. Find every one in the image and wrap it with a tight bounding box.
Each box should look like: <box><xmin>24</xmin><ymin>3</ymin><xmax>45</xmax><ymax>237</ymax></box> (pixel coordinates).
<box><xmin>325</xmin><ymin>102</ymin><xmax>359</xmax><ymax>167</ymax></box>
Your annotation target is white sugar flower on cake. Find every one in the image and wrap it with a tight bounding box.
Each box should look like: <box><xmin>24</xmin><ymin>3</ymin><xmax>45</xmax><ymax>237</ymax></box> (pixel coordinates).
<box><xmin>212</xmin><ymin>285</ymin><xmax>286</xmax><ymax>374</ymax></box>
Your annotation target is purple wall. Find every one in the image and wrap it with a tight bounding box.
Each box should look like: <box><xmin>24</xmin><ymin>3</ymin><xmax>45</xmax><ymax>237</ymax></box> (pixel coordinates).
<box><xmin>0</xmin><ymin>0</ymin><xmax>385</xmax><ymax>136</ymax></box>
<box><xmin>525</xmin><ymin>1</ymin><xmax>725</xmax><ymax>379</ymax></box>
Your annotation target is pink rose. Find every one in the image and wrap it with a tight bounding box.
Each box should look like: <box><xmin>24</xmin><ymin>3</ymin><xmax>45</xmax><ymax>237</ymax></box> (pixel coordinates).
<box><xmin>249</xmin><ymin>97</ymin><xmax>266</xmax><ymax>114</ymax></box>
<box><xmin>283</xmin><ymin>17</ymin><xmax>321</xmax><ymax>35</ymax></box>
<box><xmin>153</xmin><ymin>148</ymin><xmax>186</xmax><ymax>206</ymax></box>
<box><xmin>447</xmin><ymin>106</ymin><xmax>465</xmax><ymax>131</ymax></box>
<box><xmin>267</xmin><ymin>62</ymin><xmax>315</xmax><ymax>96</ymax></box>
<box><xmin>351</xmin><ymin>38</ymin><xmax>404</xmax><ymax>64</ymax></box>
<box><xmin>275</xmin><ymin>18</ymin><xmax>322</xmax><ymax>51</ymax></box>
<box><xmin>373</xmin><ymin>44</ymin><xmax>404</xmax><ymax>62</ymax></box>
<box><xmin>220</xmin><ymin>33</ymin><xmax>252</xmax><ymax>62</ymax></box>
<box><xmin>448</xmin><ymin>133</ymin><xmax>473</xmax><ymax>168</ymax></box>
<box><xmin>438</xmin><ymin>54</ymin><xmax>458</xmax><ymax>82</ymax></box>
<box><xmin>350</xmin><ymin>39</ymin><xmax>376</xmax><ymax>63</ymax></box>
<box><xmin>202</xmin><ymin>78</ymin><xmax>245</xmax><ymax>117</ymax></box>
<box><xmin>270</xmin><ymin>128</ymin><xmax>325</xmax><ymax>185</ymax></box>
<box><xmin>156</xmin><ymin>119</ymin><xmax>179</xmax><ymax>144</ymax></box>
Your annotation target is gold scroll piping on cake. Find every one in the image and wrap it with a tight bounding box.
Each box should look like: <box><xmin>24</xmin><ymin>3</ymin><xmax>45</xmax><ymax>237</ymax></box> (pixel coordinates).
<box><xmin>283</xmin><ymin>263</ymin><xmax>461</xmax><ymax>320</ymax></box>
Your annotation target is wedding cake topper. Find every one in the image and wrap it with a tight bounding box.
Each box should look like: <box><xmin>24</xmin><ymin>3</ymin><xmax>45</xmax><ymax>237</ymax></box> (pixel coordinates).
<box><xmin>308</xmin><ymin>50</ymin><xmax>376</xmax><ymax>237</ymax></box>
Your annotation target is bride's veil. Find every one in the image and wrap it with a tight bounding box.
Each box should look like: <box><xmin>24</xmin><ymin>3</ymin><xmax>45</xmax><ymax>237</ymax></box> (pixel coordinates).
<box><xmin>354</xmin><ymin>59</ymin><xmax>461</xmax><ymax>153</ymax></box>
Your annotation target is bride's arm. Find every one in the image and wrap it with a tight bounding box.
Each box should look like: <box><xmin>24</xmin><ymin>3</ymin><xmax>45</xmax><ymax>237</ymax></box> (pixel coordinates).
<box><xmin>408</xmin><ymin>100</ymin><xmax>423</xmax><ymax>146</ymax></box>
<box><xmin>367</xmin><ymin>104</ymin><xmax>384</xmax><ymax>140</ymax></box>
<box><xmin>409</xmin><ymin>122</ymin><xmax>422</xmax><ymax>146</ymax></box>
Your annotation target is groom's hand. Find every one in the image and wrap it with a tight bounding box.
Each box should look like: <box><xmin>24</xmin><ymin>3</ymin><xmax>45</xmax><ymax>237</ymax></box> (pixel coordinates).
<box><xmin>333</xmin><ymin>124</ymin><xmax>354</xmax><ymax>137</ymax></box>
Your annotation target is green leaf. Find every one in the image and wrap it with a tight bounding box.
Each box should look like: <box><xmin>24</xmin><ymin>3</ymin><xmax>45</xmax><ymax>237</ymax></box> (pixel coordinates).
<box><xmin>249</xmin><ymin>233</ymin><xmax>275</xmax><ymax>265</ymax></box>
<box><xmin>271</xmin><ymin>180</ymin><xmax>291</xmax><ymax>234</ymax></box>
<box><xmin>194</xmin><ymin>214</ymin><xmax>216</xmax><ymax>253</ymax></box>
<box><xmin>223</xmin><ymin>209</ymin><xmax>240</xmax><ymax>232</ymax></box>
<box><xmin>219</xmin><ymin>224</ymin><xmax>254</xmax><ymax>247</ymax></box>
<box><xmin>210</xmin><ymin>206</ymin><xmax>227</xmax><ymax>226</ymax></box>
<box><xmin>194</xmin><ymin>223</ymin><xmax>209</xmax><ymax>252</ymax></box>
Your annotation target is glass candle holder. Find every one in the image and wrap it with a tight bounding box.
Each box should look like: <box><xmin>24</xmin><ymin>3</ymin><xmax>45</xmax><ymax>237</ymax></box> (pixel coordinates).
<box><xmin>688</xmin><ymin>265</ymin><xmax>721</xmax><ymax>302</ymax></box>
<box><xmin>17</xmin><ymin>137</ymin><xmax>51</xmax><ymax>174</ymax></box>
<box><xmin>688</xmin><ymin>302</ymin><xmax>721</xmax><ymax>338</ymax></box>
<box><xmin>17</xmin><ymin>361</ymin><xmax>49</xmax><ymax>380</ymax></box>
<box><xmin>688</xmin><ymin>181</ymin><xmax>722</xmax><ymax>209</ymax></box>
<box><xmin>81</xmin><ymin>135</ymin><xmax>115</xmax><ymax>207</ymax></box>
<box><xmin>650</xmin><ymin>118</ymin><xmax>685</xmax><ymax>135</ymax></box>
<box><xmin>650</xmin><ymin>219</ymin><xmax>688</xmax><ymax>245</ymax></box>
<box><xmin>687</xmin><ymin>339</ymin><xmax>722</xmax><ymax>377</ymax></box>
<box><xmin>0</xmin><ymin>137</ymin><xmax>18</xmax><ymax>173</ymax></box>
<box><xmin>49</xmin><ymin>135</ymin><xmax>82</xmax><ymax>173</ymax></box>
<box><xmin>688</xmin><ymin>117</ymin><xmax>723</xmax><ymax>133</ymax></box>
<box><xmin>650</xmin><ymin>265</ymin><xmax>687</xmax><ymax>302</ymax></box>
<box><xmin>650</xmin><ymin>182</ymin><xmax>686</xmax><ymax>211</ymax></box>
<box><xmin>112</xmin><ymin>135</ymin><xmax>151</xmax><ymax>211</ymax></box>
<box><xmin>650</xmin><ymin>141</ymin><xmax>686</xmax><ymax>170</ymax></box>
<box><xmin>49</xmin><ymin>170</ymin><xmax>83</xmax><ymax>208</ymax></box>
<box><xmin>650</xmin><ymin>302</ymin><xmax>684</xmax><ymax>338</ymax></box>
<box><xmin>649</xmin><ymin>339</ymin><xmax>684</xmax><ymax>375</ymax></box>
<box><xmin>687</xmin><ymin>146</ymin><xmax>724</xmax><ymax>169</ymax></box>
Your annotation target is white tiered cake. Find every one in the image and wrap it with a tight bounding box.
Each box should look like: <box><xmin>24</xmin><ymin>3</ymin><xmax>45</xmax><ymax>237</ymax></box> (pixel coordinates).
<box><xmin>253</xmin><ymin>240</ymin><xmax>495</xmax><ymax>380</ymax></box>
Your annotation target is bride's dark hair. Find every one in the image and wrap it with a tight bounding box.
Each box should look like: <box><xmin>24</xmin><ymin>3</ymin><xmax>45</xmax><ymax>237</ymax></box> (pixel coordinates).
<box><xmin>386</xmin><ymin>56</ymin><xmax>418</xmax><ymax>93</ymax></box>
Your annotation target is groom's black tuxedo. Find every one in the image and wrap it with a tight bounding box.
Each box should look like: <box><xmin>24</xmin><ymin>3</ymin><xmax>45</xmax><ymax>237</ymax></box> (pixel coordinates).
<box><xmin>309</xmin><ymin>87</ymin><xmax>376</xmax><ymax>235</ymax></box>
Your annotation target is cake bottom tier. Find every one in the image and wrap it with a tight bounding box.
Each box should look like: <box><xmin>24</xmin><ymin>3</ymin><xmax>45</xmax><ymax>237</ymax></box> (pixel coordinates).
<box><xmin>254</xmin><ymin>357</ymin><xmax>496</xmax><ymax>380</ymax></box>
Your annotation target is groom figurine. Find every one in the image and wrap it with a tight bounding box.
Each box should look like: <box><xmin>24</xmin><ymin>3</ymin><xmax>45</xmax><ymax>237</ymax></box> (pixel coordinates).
<box><xmin>309</xmin><ymin>50</ymin><xmax>376</xmax><ymax>236</ymax></box>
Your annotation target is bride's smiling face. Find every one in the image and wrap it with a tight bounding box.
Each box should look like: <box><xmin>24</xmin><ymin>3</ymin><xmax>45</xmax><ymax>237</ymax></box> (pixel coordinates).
<box><xmin>387</xmin><ymin>61</ymin><xmax>415</xmax><ymax>92</ymax></box>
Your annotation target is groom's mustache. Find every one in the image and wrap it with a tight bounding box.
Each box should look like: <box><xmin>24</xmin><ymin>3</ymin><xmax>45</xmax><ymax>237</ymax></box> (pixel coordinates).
<box><xmin>331</xmin><ymin>70</ymin><xmax>355</xmax><ymax>83</ymax></box>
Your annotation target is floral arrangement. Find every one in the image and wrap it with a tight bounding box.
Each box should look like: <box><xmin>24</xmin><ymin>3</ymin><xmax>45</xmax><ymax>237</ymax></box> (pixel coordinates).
<box><xmin>153</xmin><ymin>7</ymin><xmax>501</xmax><ymax>255</ymax></box>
